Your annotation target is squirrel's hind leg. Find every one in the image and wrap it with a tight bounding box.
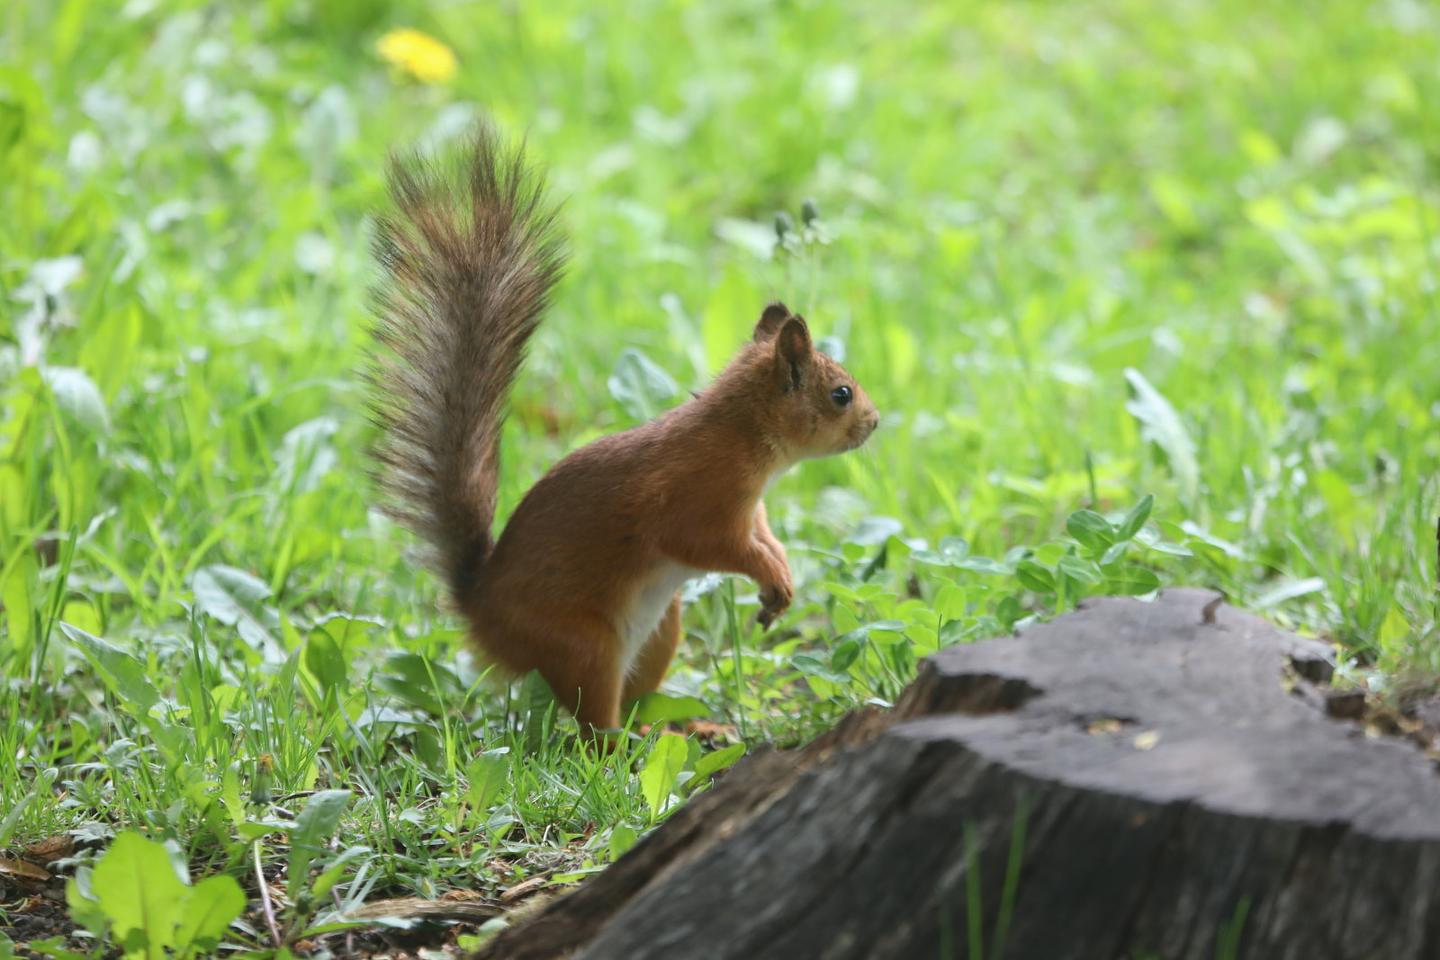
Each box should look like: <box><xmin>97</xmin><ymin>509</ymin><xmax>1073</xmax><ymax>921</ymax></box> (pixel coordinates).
<box><xmin>622</xmin><ymin>594</ymin><xmax>683</xmax><ymax>707</ymax></box>
<box><xmin>537</xmin><ymin>624</ymin><xmax>624</xmax><ymax>735</ymax></box>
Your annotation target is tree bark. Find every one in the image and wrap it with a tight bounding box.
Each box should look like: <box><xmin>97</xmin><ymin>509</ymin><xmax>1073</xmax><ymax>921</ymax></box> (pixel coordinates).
<box><xmin>475</xmin><ymin>589</ymin><xmax>1440</xmax><ymax>960</ymax></box>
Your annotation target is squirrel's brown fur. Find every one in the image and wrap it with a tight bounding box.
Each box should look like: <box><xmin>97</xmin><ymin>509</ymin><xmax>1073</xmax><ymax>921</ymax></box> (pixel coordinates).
<box><xmin>369</xmin><ymin>127</ymin><xmax>878</xmax><ymax>733</ymax></box>
<box><xmin>369</xmin><ymin>124</ymin><xmax>564</xmax><ymax>601</ymax></box>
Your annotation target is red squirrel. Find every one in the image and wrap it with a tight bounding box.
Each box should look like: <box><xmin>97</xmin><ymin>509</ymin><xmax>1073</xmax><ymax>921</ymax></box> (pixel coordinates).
<box><xmin>368</xmin><ymin>126</ymin><xmax>879</xmax><ymax>733</ymax></box>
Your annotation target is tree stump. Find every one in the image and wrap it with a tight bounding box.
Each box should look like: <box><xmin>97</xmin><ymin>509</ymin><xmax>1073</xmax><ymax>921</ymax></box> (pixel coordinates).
<box><xmin>475</xmin><ymin>589</ymin><xmax>1440</xmax><ymax>960</ymax></box>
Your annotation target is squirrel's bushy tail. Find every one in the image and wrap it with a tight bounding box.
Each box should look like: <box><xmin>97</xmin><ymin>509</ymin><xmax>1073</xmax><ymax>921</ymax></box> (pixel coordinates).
<box><xmin>368</xmin><ymin>124</ymin><xmax>564</xmax><ymax>606</ymax></box>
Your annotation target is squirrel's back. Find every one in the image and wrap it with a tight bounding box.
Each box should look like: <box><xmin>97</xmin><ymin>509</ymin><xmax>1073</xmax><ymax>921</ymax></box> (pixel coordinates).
<box><xmin>368</xmin><ymin>125</ymin><xmax>565</xmax><ymax>606</ymax></box>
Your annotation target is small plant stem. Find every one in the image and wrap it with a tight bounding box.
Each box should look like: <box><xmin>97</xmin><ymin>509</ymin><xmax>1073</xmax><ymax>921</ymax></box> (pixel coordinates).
<box><xmin>252</xmin><ymin>839</ymin><xmax>284</xmax><ymax>948</ymax></box>
<box><xmin>724</xmin><ymin>579</ymin><xmax>749</xmax><ymax>740</ymax></box>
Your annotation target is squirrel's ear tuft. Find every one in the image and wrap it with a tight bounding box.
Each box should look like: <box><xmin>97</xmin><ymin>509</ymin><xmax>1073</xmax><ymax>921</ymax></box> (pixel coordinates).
<box><xmin>753</xmin><ymin>302</ymin><xmax>792</xmax><ymax>342</ymax></box>
<box><xmin>774</xmin><ymin>315</ymin><xmax>812</xmax><ymax>390</ymax></box>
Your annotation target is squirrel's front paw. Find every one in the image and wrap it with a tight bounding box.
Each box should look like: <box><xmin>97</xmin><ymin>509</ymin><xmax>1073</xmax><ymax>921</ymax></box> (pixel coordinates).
<box><xmin>757</xmin><ymin>580</ymin><xmax>793</xmax><ymax>629</ymax></box>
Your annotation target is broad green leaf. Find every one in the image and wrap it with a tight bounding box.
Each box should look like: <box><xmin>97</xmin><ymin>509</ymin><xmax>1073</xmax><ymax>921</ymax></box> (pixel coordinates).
<box><xmin>692</xmin><ymin>742</ymin><xmax>746</xmax><ymax>784</ymax></box>
<box><xmin>1379</xmin><ymin>606</ymin><xmax>1411</xmax><ymax>647</ymax></box>
<box><xmin>829</xmin><ymin>635</ymin><xmax>864</xmax><ymax>672</ymax></box>
<box><xmin>1180</xmin><ymin>521</ymin><xmax>1246</xmax><ymax>559</ymax></box>
<box><xmin>1124</xmin><ymin>369</ymin><xmax>1198</xmax><ymax>503</ymax></box>
<box><xmin>92</xmin><ymin>832</ymin><xmax>188</xmax><ymax>960</ymax></box>
<box><xmin>1015</xmin><ymin>560</ymin><xmax>1055</xmax><ymax>595</ymax></box>
<box><xmin>274</xmin><ymin>416</ymin><xmax>339</xmax><ymax>493</ymax></box>
<box><xmin>955</xmin><ymin>555</ymin><xmax>1012</xmax><ymax>575</ymax></box>
<box><xmin>41</xmin><ymin>366</ymin><xmax>109</xmax><ymax>434</ymax></box>
<box><xmin>912</xmin><ymin>536</ymin><xmax>969</xmax><ymax>567</ymax></box>
<box><xmin>66</xmin><ymin>870</ymin><xmax>110</xmax><ymax>943</ymax></box>
<box><xmin>639</xmin><ymin>733</ymin><xmax>688</xmax><ymax>817</ymax></box>
<box><xmin>380</xmin><ymin>652</ymin><xmax>464</xmax><ymax>716</ymax></box>
<box><xmin>61</xmin><ymin>623</ymin><xmax>159</xmax><ymax>715</ymax></box>
<box><xmin>792</xmin><ymin>653</ymin><xmax>850</xmax><ymax>684</ymax></box>
<box><xmin>309</xmin><ymin>846</ymin><xmax>370</xmax><ymax>901</ymax></box>
<box><xmin>220</xmin><ymin>766</ymin><xmax>245</xmax><ymax>826</ymax></box>
<box><xmin>2</xmin><ymin>553</ymin><xmax>36</xmax><ymax>663</ymax></box>
<box><xmin>609</xmin><ymin>823</ymin><xmax>638</xmax><ymax>860</ymax></box>
<box><xmin>1057</xmin><ymin>554</ymin><xmax>1103</xmax><ymax>586</ymax></box>
<box><xmin>1115</xmin><ymin>494</ymin><xmax>1154</xmax><ymax>542</ymax></box>
<box><xmin>607</xmin><ymin>348</ymin><xmax>680</xmax><ymax>420</ymax></box>
<box><xmin>303</xmin><ymin>632</ymin><xmax>347</xmax><ymax>696</ymax></box>
<box><xmin>1107</xmin><ymin>566</ymin><xmax>1162</xmax><ymax>595</ymax></box>
<box><xmin>518</xmin><ymin>670</ymin><xmax>556</xmax><ymax>755</ymax></box>
<box><xmin>848</xmin><ymin>516</ymin><xmax>903</xmax><ymax>546</ymax></box>
<box><xmin>288</xmin><ymin>790</ymin><xmax>352</xmax><ymax>901</ymax></box>
<box><xmin>631</xmin><ymin>693</ymin><xmax>711</xmax><ymax>725</ymax></box>
<box><xmin>465</xmin><ymin>752</ymin><xmax>508</xmax><ymax>814</ymax></box>
<box><xmin>933</xmin><ymin>584</ymin><xmax>968</xmax><ymax>623</ymax></box>
<box><xmin>1145</xmin><ymin>540</ymin><xmax>1193</xmax><ymax>558</ymax></box>
<box><xmin>865</xmin><ymin>624</ymin><xmax>907</xmax><ymax>646</ymax></box>
<box><xmin>1031</xmin><ymin>542</ymin><xmax>1069</xmax><ymax>567</ymax></box>
<box><xmin>995</xmin><ymin>595</ymin><xmax>1023</xmax><ymax>630</ymax></box>
<box><xmin>172</xmin><ymin>875</ymin><xmax>244</xmax><ymax>959</ymax></box>
<box><xmin>313</xmin><ymin>612</ymin><xmax>384</xmax><ymax>648</ymax></box>
<box><xmin>59</xmin><ymin>599</ymin><xmax>101</xmax><ymax>635</ymax></box>
<box><xmin>1065</xmin><ymin>510</ymin><xmax>1114</xmax><ymax>554</ymax></box>
<box><xmin>192</xmin><ymin>565</ymin><xmax>280</xmax><ymax>655</ymax></box>
<box><xmin>907</xmin><ymin>622</ymin><xmax>941</xmax><ymax>656</ymax></box>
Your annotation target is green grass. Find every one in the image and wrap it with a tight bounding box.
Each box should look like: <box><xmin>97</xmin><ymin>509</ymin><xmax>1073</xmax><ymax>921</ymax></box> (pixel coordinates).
<box><xmin>2</xmin><ymin>0</ymin><xmax>1439</xmax><ymax>953</ymax></box>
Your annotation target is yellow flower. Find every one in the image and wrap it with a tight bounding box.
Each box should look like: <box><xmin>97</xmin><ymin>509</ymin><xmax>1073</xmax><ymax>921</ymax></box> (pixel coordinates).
<box><xmin>376</xmin><ymin>28</ymin><xmax>457</xmax><ymax>85</ymax></box>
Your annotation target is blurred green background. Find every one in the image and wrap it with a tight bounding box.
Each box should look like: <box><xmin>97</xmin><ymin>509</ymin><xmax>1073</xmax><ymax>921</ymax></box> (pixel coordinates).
<box><xmin>2</xmin><ymin>0</ymin><xmax>1438</xmax><ymax>937</ymax></box>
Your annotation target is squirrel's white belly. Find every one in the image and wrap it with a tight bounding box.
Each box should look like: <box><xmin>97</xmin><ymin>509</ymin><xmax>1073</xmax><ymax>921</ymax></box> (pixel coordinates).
<box><xmin>617</xmin><ymin>562</ymin><xmax>695</xmax><ymax>675</ymax></box>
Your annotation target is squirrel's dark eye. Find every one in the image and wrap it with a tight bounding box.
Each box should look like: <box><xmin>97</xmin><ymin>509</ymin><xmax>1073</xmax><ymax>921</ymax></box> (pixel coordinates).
<box><xmin>831</xmin><ymin>385</ymin><xmax>853</xmax><ymax>407</ymax></box>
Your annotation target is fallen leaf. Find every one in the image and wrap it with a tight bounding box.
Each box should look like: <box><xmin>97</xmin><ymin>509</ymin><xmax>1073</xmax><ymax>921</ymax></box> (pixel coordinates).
<box><xmin>685</xmin><ymin>719</ymin><xmax>738</xmax><ymax>741</ymax></box>
<box><xmin>23</xmin><ymin>835</ymin><xmax>75</xmax><ymax>863</ymax></box>
<box><xmin>442</xmin><ymin>888</ymin><xmax>486</xmax><ymax>902</ymax></box>
<box><xmin>0</xmin><ymin>857</ymin><xmax>52</xmax><ymax>884</ymax></box>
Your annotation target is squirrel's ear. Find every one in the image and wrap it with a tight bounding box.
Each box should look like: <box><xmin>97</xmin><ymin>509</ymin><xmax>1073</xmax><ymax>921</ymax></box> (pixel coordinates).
<box><xmin>753</xmin><ymin>302</ymin><xmax>792</xmax><ymax>342</ymax></box>
<box><xmin>774</xmin><ymin>316</ymin><xmax>812</xmax><ymax>391</ymax></box>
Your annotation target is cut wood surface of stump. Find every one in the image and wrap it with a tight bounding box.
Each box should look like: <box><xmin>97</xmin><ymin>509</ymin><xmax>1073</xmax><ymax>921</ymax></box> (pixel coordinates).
<box><xmin>475</xmin><ymin>589</ymin><xmax>1440</xmax><ymax>960</ymax></box>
